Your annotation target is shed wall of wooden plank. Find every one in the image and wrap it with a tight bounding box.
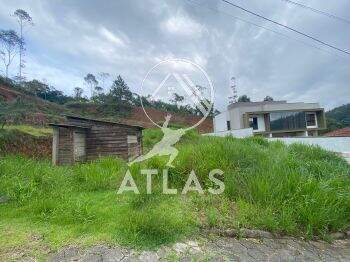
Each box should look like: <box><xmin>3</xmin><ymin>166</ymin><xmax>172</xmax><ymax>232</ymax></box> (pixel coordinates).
<box><xmin>73</xmin><ymin>130</ymin><xmax>86</xmax><ymax>163</ymax></box>
<box><xmin>51</xmin><ymin>116</ymin><xmax>143</xmax><ymax>165</ymax></box>
<box><xmin>57</xmin><ymin>127</ymin><xmax>74</xmax><ymax>165</ymax></box>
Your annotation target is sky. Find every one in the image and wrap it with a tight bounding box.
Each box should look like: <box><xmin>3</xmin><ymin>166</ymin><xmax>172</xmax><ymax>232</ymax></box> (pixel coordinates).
<box><xmin>0</xmin><ymin>0</ymin><xmax>349</xmax><ymax>111</ymax></box>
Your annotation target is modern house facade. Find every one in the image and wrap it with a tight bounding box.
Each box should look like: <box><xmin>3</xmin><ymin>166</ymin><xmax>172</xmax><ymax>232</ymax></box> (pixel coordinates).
<box><xmin>214</xmin><ymin>101</ymin><xmax>326</xmax><ymax>137</ymax></box>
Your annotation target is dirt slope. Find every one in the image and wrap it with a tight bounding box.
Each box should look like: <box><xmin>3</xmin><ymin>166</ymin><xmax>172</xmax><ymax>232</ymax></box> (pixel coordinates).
<box><xmin>127</xmin><ymin>107</ymin><xmax>213</xmax><ymax>133</ymax></box>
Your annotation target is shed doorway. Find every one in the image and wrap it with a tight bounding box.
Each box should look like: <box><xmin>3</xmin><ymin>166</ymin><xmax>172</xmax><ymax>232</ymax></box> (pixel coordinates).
<box><xmin>73</xmin><ymin>130</ymin><xmax>86</xmax><ymax>163</ymax></box>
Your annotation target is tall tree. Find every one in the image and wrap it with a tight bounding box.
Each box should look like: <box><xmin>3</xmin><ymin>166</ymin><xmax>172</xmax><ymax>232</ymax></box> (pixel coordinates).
<box><xmin>110</xmin><ymin>75</ymin><xmax>132</xmax><ymax>104</ymax></box>
<box><xmin>24</xmin><ymin>79</ymin><xmax>49</xmax><ymax>95</ymax></box>
<box><xmin>84</xmin><ymin>73</ymin><xmax>98</xmax><ymax>98</ymax></box>
<box><xmin>0</xmin><ymin>30</ymin><xmax>21</xmax><ymax>78</ymax></box>
<box><xmin>13</xmin><ymin>9</ymin><xmax>33</xmax><ymax>82</ymax></box>
<box><xmin>73</xmin><ymin>87</ymin><xmax>84</xmax><ymax>100</ymax></box>
<box><xmin>94</xmin><ymin>85</ymin><xmax>103</xmax><ymax>95</ymax></box>
<box><xmin>237</xmin><ymin>95</ymin><xmax>251</xmax><ymax>102</ymax></box>
<box><xmin>98</xmin><ymin>72</ymin><xmax>110</xmax><ymax>90</ymax></box>
<box><xmin>171</xmin><ymin>92</ymin><xmax>184</xmax><ymax>107</ymax></box>
<box><xmin>263</xmin><ymin>95</ymin><xmax>274</xmax><ymax>102</ymax></box>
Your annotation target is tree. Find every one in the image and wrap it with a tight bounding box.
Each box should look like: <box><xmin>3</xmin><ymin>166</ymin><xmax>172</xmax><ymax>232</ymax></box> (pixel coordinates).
<box><xmin>171</xmin><ymin>92</ymin><xmax>184</xmax><ymax>107</ymax></box>
<box><xmin>109</xmin><ymin>75</ymin><xmax>132</xmax><ymax>104</ymax></box>
<box><xmin>84</xmin><ymin>73</ymin><xmax>98</xmax><ymax>98</ymax></box>
<box><xmin>24</xmin><ymin>79</ymin><xmax>49</xmax><ymax>96</ymax></box>
<box><xmin>263</xmin><ymin>95</ymin><xmax>274</xmax><ymax>102</ymax></box>
<box><xmin>94</xmin><ymin>85</ymin><xmax>103</xmax><ymax>94</ymax></box>
<box><xmin>23</xmin><ymin>79</ymin><xmax>72</xmax><ymax>104</ymax></box>
<box><xmin>73</xmin><ymin>87</ymin><xmax>84</xmax><ymax>100</ymax></box>
<box><xmin>238</xmin><ymin>95</ymin><xmax>251</xmax><ymax>102</ymax></box>
<box><xmin>13</xmin><ymin>9</ymin><xmax>33</xmax><ymax>82</ymax></box>
<box><xmin>98</xmin><ymin>72</ymin><xmax>110</xmax><ymax>90</ymax></box>
<box><xmin>0</xmin><ymin>30</ymin><xmax>21</xmax><ymax>78</ymax></box>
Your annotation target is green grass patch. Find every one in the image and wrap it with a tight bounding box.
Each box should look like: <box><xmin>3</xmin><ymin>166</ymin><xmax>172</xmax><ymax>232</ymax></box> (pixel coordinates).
<box><xmin>3</xmin><ymin>125</ymin><xmax>52</xmax><ymax>137</ymax></box>
<box><xmin>0</xmin><ymin>132</ymin><xmax>349</xmax><ymax>256</ymax></box>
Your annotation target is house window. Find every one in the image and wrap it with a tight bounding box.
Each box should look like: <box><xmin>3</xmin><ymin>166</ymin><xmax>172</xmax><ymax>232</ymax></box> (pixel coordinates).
<box><xmin>227</xmin><ymin>121</ymin><xmax>231</xmax><ymax>130</ymax></box>
<box><xmin>269</xmin><ymin>111</ymin><xmax>306</xmax><ymax>131</ymax></box>
<box><xmin>249</xmin><ymin>117</ymin><xmax>258</xmax><ymax>130</ymax></box>
<box><xmin>306</xmin><ymin>113</ymin><xmax>317</xmax><ymax>128</ymax></box>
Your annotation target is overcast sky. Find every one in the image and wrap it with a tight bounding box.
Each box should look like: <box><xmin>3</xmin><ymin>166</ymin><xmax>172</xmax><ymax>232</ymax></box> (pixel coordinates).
<box><xmin>0</xmin><ymin>0</ymin><xmax>349</xmax><ymax>111</ymax></box>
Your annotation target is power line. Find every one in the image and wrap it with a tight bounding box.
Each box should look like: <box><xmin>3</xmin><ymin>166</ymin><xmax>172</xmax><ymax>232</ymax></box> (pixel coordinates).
<box><xmin>281</xmin><ymin>0</ymin><xmax>350</xmax><ymax>25</ymax></box>
<box><xmin>220</xmin><ymin>0</ymin><xmax>350</xmax><ymax>56</ymax></box>
<box><xmin>185</xmin><ymin>0</ymin><xmax>345</xmax><ymax>58</ymax></box>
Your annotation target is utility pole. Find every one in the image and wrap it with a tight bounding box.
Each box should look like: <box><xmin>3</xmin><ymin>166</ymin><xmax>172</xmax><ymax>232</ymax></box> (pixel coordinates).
<box><xmin>228</xmin><ymin>76</ymin><xmax>238</xmax><ymax>104</ymax></box>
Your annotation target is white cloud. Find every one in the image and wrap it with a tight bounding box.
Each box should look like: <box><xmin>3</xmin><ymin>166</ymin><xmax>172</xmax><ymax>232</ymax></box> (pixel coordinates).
<box><xmin>0</xmin><ymin>0</ymin><xmax>348</xmax><ymax>111</ymax></box>
<box><xmin>161</xmin><ymin>11</ymin><xmax>204</xmax><ymax>37</ymax></box>
<box><xmin>25</xmin><ymin>56</ymin><xmax>83</xmax><ymax>96</ymax></box>
<box><xmin>99</xmin><ymin>26</ymin><xmax>128</xmax><ymax>47</ymax></box>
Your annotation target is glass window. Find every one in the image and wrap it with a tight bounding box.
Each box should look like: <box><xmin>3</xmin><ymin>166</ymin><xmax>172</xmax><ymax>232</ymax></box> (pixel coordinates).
<box><xmin>227</xmin><ymin>121</ymin><xmax>231</xmax><ymax>130</ymax></box>
<box><xmin>306</xmin><ymin>113</ymin><xmax>317</xmax><ymax>127</ymax></box>
<box><xmin>269</xmin><ymin>111</ymin><xmax>306</xmax><ymax>131</ymax></box>
<box><xmin>249</xmin><ymin>117</ymin><xmax>258</xmax><ymax>130</ymax></box>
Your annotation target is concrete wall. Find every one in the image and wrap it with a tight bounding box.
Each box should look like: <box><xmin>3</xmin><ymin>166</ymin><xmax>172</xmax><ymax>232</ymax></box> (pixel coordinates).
<box><xmin>268</xmin><ymin>137</ymin><xmax>350</xmax><ymax>163</ymax></box>
<box><xmin>229</xmin><ymin>107</ymin><xmax>243</xmax><ymax>129</ymax></box>
<box><xmin>214</xmin><ymin>111</ymin><xmax>228</xmax><ymax>132</ymax></box>
<box><xmin>205</xmin><ymin>131</ymin><xmax>350</xmax><ymax>163</ymax></box>
<box><xmin>205</xmin><ymin>128</ymin><xmax>253</xmax><ymax>138</ymax></box>
<box><xmin>267</xmin><ymin>137</ymin><xmax>350</xmax><ymax>152</ymax></box>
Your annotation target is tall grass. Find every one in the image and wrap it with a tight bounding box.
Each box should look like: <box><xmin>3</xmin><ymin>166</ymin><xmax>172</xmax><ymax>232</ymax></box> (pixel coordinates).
<box><xmin>140</xmin><ymin>133</ymin><xmax>350</xmax><ymax>237</ymax></box>
<box><xmin>0</xmin><ymin>156</ymin><xmax>195</xmax><ymax>249</ymax></box>
<box><xmin>0</xmin><ymin>130</ymin><xmax>349</xmax><ymax>252</ymax></box>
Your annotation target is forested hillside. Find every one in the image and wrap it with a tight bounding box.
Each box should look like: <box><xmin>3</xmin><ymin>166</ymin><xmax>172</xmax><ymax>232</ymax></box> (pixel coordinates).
<box><xmin>325</xmin><ymin>103</ymin><xmax>350</xmax><ymax>132</ymax></box>
<box><xmin>0</xmin><ymin>76</ymin><xmax>214</xmax><ymax>133</ymax></box>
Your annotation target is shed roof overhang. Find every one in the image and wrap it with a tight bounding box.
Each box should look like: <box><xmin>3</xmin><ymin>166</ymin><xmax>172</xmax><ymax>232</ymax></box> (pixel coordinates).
<box><xmin>49</xmin><ymin>123</ymin><xmax>91</xmax><ymax>130</ymax></box>
<box><xmin>63</xmin><ymin>115</ymin><xmax>145</xmax><ymax>130</ymax></box>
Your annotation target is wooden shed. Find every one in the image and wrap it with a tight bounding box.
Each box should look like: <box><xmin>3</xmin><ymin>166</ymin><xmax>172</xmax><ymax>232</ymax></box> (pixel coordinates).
<box><xmin>50</xmin><ymin>115</ymin><xmax>144</xmax><ymax>165</ymax></box>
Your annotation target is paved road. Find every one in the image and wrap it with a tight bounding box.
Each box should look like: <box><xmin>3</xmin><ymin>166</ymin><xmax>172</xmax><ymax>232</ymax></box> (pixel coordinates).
<box><xmin>48</xmin><ymin>237</ymin><xmax>350</xmax><ymax>262</ymax></box>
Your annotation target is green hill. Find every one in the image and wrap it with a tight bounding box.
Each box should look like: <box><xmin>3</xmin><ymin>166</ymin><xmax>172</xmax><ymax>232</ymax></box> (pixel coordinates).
<box><xmin>0</xmin><ymin>78</ymin><xmax>213</xmax><ymax>132</ymax></box>
<box><xmin>325</xmin><ymin>103</ymin><xmax>350</xmax><ymax>132</ymax></box>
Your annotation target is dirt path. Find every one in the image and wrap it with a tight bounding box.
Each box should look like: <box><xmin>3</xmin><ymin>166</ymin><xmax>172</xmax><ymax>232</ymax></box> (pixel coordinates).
<box><xmin>47</xmin><ymin>237</ymin><xmax>350</xmax><ymax>262</ymax></box>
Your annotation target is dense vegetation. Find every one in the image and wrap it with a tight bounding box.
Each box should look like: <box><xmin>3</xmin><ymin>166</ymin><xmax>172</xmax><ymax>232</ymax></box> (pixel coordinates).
<box><xmin>0</xmin><ymin>129</ymin><xmax>349</xmax><ymax>257</ymax></box>
<box><xmin>0</xmin><ymin>75</ymin><xmax>218</xmax><ymax>128</ymax></box>
<box><xmin>325</xmin><ymin>103</ymin><xmax>350</xmax><ymax>132</ymax></box>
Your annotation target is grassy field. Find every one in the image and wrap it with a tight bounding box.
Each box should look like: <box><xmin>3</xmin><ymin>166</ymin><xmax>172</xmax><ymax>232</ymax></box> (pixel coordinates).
<box><xmin>0</xmin><ymin>128</ymin><xmax>349</xmax><ymax>257</ymax></box>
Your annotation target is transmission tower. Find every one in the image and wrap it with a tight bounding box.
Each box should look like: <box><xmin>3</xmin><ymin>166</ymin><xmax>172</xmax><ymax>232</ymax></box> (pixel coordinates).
<box><xmin>228</xmin><ymin>77</ymin><xmax>238</xmax><ymax>104</ymax></box>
